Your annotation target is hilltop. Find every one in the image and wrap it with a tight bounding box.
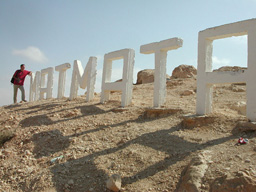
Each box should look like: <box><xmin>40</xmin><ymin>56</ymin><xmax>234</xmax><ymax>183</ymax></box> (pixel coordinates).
<box><xmin>0</xmin><ymin>74</ymin><xmax>256</xmax><ymax>192</ymax></box>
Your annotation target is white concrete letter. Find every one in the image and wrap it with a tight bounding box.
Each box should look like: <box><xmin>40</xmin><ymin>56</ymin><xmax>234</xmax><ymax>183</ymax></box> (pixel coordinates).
<box><xmin>40</xmin><ymin>67</ymin><xmax>54</xmax><ymax>99</ymax></box>
<box><xmin>101</xmin><ymin>49</ymin><xmax>135</xmax><ymax>107</ymax></box>
<box><xmin>29</xmin><ymin>71</ymin><xmax>41</xmax><ymax>102</ymax></box>
<box><xmin>69</xmin><ymin>57</ymin><xmax>97</xmax><ymax>102</ymax></box>
<box><xmin>140</xmin><ymin>38</ymin><xmax>183</xmax><ymax>107</ymax></box>
<box><xmin>196</xmin><ymin>19</ymin><xmax>256</xmax><ymax>121</ymax></box>
<box><xmin>55</xmin><ymin>63</ymin><xmax>71</xmax><ymax>99</ymax></box>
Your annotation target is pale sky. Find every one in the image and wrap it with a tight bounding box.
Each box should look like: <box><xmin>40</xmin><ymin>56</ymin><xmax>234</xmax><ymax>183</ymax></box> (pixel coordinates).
<box><xmin>0</xmin><ymin>0</ymin><xmax>254</xmax><ymax>106</ymax></box>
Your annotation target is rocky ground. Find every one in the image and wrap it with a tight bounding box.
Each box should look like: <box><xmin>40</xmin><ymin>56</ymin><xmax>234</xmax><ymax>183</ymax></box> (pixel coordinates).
<box><xmin>0</xmin><ymin>75</ymin><xmax>256</xmax><ymax>192</ymax></box>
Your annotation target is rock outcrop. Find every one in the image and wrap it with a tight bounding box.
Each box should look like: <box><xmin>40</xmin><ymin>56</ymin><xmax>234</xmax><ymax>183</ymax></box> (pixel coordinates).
<box><xmin>210</xmin><ymin>170</ymin><xmax>256</xmax><ymax>192</ymax></box>
<box><xmin>177</xmin><ymin>150</ymin><xmax>212</xmax><ymax>192</ymax></box>
<box><xmin>230</xmin><ymin>101</ymin><xmax>246</xmax><ymax>115</ymax></box>
<box><xmin>136</xmin><ymin>69</ymin><xmax>170</xmax><ymax>84</ymax></box>
<box><xmin>172</xmin><ymin>65</ymin><xmax>197</xmax><ymax>79</ymax></box>
<box><xmin>213</xmin><ymin>66</ymin><xmax>247</xmax><ymax>72</ymax></box>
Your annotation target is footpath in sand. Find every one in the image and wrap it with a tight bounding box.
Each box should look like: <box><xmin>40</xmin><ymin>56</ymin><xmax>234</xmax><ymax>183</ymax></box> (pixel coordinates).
<box><xmin>0</xmin><ymin>69</ymin><xmax>256</xmax><ymax>192</ymax></box>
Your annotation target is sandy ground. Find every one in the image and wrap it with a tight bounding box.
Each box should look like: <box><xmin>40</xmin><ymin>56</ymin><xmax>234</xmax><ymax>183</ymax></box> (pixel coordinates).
<box><xmin>0</xmin><ymin>77</ymin><xmax>255</xmax><ymax>192</ymax></box>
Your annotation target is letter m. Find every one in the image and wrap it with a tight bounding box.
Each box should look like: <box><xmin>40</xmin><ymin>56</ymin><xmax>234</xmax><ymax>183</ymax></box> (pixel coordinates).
<box><xmin>69</xmin><ymin>57</ymin><xmax>97</xmax><ymax>102</ymax></box>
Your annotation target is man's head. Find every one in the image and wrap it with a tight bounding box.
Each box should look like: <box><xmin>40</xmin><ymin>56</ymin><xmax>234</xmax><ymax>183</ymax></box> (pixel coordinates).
<box><xmin>20</xmin><ymin>64</ymin><xmax>25</xmax><ymax>71</ymax></box>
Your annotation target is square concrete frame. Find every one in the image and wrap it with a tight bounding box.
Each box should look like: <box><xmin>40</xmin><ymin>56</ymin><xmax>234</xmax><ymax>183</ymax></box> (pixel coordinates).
<box><xmin>101</xmin><ymin>48</ymin><xmax>135</xmax><ymax>107</ymax></box>
<box><xmin>69</xmin><ymin>57</ymin><xmax>97</xmax><ymax>102</ymax></box>
<box><xmin>140</xmin><ymin>38</ymin><xmax>183</xmax><ymax>107</ymax></box>
<box><xmin>196</xmin><ymin>18</ymin><xmax>256</xmax><ymax>121</ymax></box>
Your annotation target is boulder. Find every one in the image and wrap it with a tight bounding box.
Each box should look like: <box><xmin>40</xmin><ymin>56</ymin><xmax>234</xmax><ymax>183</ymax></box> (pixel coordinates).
<box><xmin>166</xmin><ymin>79</ymin><xmax>184</xmax><ymax>88</ymax></box>
<box><xmin>136</xmin><ymin>69</ymin><xmax>170</xmax><ymax>84</ymax></box>
<box><xmin>106</xmin><ymin>174</ymin><xmax>122</xmax><ymax>192</ymax></box>
<box><xmin>172</xmin><ymin>65</ymin><xmax>197</xmax><ymax>78</ymax></box>
<box><xmin>181</xmin><ymin>90</ymin><xmax>195</xmax><ymax>96</ymax></box>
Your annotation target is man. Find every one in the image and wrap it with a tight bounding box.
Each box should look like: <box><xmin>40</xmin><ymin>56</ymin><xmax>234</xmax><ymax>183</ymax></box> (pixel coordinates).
<box><xmin>12</xmin><ymin>64</ymin><xmax>32</xmax><ymax>103</ymax></box>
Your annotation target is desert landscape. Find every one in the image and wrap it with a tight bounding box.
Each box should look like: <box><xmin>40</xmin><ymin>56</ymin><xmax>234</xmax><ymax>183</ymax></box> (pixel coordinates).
<box><xmin>0</xmin><ymin>65</ymin><xmax>255</xmax><ymax>192</ymax></box>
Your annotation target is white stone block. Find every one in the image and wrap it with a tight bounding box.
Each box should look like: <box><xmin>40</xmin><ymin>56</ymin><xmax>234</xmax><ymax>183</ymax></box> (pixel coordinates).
<box><xmin>40</xmin><ymin>67</ymin><xmax>54</xmax><ymax>99</ymax></box>
<box><xmin>69</xmin><ymin>57</ymin><xmax>97</xmax><ymax>102</ymax></box>
<box><xmin>140</xmin><ymin>38</ymin><xmax>183</xmax><ymax>107</ymax></box>
<box><xmin>196</xmin><ymin>18</ymin><xmax>256</xmax><ymax>121</ymax></box>
<box><xmin>29</xmin><ymin>71</ymin><xmax>41</xmax><ymax>101</ymax></box>
<box><xmin>101</xmin><ymin>49</ymin><xmax>135</xmax><ymax>107</ymax></box>
<box><xmin>55</xmin><ymin>63</ymin><xmax>71</xmax><ymax>99</ymax></box>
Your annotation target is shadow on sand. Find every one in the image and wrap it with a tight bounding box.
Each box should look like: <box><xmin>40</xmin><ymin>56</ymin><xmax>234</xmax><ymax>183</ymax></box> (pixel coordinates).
<box><xmin>22</xmin><ymin>100</ymin><xmax>253</xmax><ymax>191</ymax></box>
